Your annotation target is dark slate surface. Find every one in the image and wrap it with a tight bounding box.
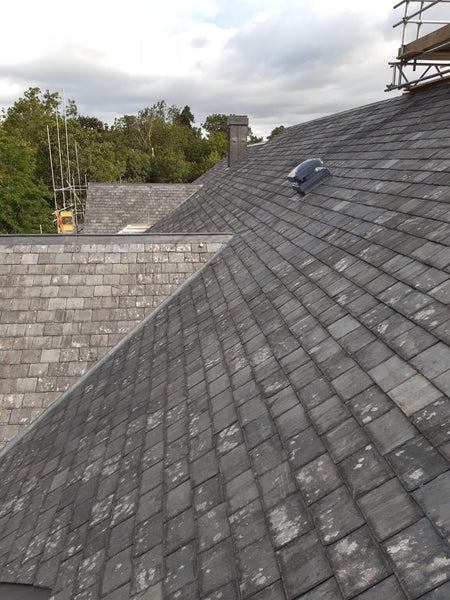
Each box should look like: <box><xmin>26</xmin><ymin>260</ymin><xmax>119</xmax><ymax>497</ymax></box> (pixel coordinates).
<box><xmin>0</xmin><ymin>84</ymin><xmax>449</xmax><ymax>599</ymax></box>
<box><xmin>83</xmin><ymin>183</ymin><xmax>202</xmax><ymax>233</ymax></box>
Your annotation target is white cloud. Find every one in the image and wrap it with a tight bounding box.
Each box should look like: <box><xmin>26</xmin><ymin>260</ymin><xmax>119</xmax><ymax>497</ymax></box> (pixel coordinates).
<box><xmin>0</xmin><ymin>0</ymin><xmax>405</xmax><ymax>138</ymax></box>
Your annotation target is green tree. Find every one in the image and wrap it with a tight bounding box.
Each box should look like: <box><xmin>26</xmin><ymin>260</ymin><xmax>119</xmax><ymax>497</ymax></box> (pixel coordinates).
<box><xmin>202</xmin><ymin>113</ymin><xmax>228</xmax><ymax>136</ymax></box>
<box><xmin>177</xmin><ymin>106</ymin><xmax>195</xmax><ymax>129</ymax></box>
<box><xmin>248</xmin><ymin>126</ymin><xmax>263</xmax><ymax>144</ymax></box>
<box><xmin>267</xmin><ymin>125</ymin><xmax>285</xmax><ymax>140</ymax></box>
<box><xmin>0</xmin><ymin>128</ymin><xmax>53</xmax><ymax>233</ymax></box>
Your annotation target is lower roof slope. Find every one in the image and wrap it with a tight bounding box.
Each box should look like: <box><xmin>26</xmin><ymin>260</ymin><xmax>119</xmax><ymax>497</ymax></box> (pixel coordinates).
<box><xmin>0</xmin><ymin>84</ymin><xmax>449</xmax><ymax>600</ymax></box>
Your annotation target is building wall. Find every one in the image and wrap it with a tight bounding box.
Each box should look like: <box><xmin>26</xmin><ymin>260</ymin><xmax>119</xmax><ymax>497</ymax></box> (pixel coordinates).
<box><xmin>0</xmin><ymin>234</ymin><xmax>229</xmax><ymax>448</ymax></box>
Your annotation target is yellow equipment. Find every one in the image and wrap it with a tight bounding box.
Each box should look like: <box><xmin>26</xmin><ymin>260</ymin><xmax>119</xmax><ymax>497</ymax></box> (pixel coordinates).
<box><xmin>55</xmin><ymin>210</ymin><xmax>75</xmax><ymax>234</ymax></box>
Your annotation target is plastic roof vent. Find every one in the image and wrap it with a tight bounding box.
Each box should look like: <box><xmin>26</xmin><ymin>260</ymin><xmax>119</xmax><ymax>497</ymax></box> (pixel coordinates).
<box><xmin>288</xmin><ymin>158</ymin><xmax>330</xmax><ymax>197</ymax></box>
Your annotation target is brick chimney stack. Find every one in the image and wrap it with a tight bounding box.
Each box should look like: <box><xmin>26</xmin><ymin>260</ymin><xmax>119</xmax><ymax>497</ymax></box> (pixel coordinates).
<box><xmin>227</xmin><ymin>115</ymin><xmax>248</xmax><ymax>167</ymax></box>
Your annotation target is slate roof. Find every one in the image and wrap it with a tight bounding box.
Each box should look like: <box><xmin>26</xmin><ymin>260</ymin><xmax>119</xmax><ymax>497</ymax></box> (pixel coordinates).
<box><xmin>84</xmin><ymin>183</ymin><xmax>202</xmax><ymax>234</ymax></box>
<box><xmin>0</xmin><ymin>234</ymin><xmax>228</xmax><ymax>450</ymax></box>
<box><xmin>0</xmin><ymin>83</ymin><xmax>449</xmax><ymax>600</ymax></box>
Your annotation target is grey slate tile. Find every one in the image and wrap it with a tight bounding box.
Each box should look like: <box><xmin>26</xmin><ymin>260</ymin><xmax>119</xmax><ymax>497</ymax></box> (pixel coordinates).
<box><xmin>419</xmin><ymin>581</ymin><xmax>450</xmax><ymax>600</ymax></box>
<box><xmin>299</xmin><ymin>377</ymin><xmax>336</xmax><ymax>410</ymax></box>
<box><xmin>412</xmin><ymin>398</ymin><xmax>450</xmax><ymax>447</ymax></box>
<box><xmin>328</xmin><ymin>526</ymin><xmax>391</xmax><ymax>598</ymax></box>
<box><xmin>286</xmin><ymin>426</ymin><xmax>325</xmax><ymax>469</ymax></box>
<box><xmin>219</xmin><ymin>443</ymin><xmax>251</xmax><ymax>481</ymax></box>
<box><xmin>411</xmin><ymin>343</ymin><xmax>450</xmax><ymax>379</ymax></box>
<box><xmin>201</xmin><ymin>581</ymin><xmax>239</xmax><ymax>600</ymax></box>
<box><xmin>365</xmin><ymin>408</ymin><xmax>417</xmax><ymax>455</ymax></box>
<box><xmin>134</xmin><ymin>512</ymin><xmax>163</xmax><ymax>556</ymax></box>
<box><xmin>165</xmin><ymin>542</ymin><xmax>196</xmax><ymax>596</ymax></box>
<box><xmin>165</xmin><ymin>480</ymin><xmax>191</xmax><ymax>519</ymax></box>
<box><xmin>311</xmin><ymin>485</ymin><xmax>365</xmax><ymax>545</ymax></box>
<box><xmin>308</xmin><ymin>396</ymin><xmax>350</xmax><ymax>434</ymax></box>
<box><xmin>101</xmin><ymin>547</ymin><xmax>132</xmax><ymax>595</ymax></box>
<box><xmin>352</xmin><ymin>576</ymin><xmax>406</xmax><ymax>599</ymax></box>
<box><xmin>358</xmin><ymin>478</ymin><xmax>422</xmax><ymax>542</ymax></box>
<box><xmin>295</xmin><ymin>453</ymin><xmax>343</xmax><ymax>505</ymax></box>
<box><xmin>332</xmin><ymin>366</ymin><xmax>373</xmax><ymax>400</ymax></box>
<box><xmin>340</xmin><ymin>444</ymin><xmax>392</xmax><ymax>497</ymax></box>
<box><xmin>347</xmin><ymin>386</ymin><xmax>393</xmax><ymax>425</ymax></box>
<box><xmin>193</xmin><ymin>476</ymin><xmax>222</xmax><ymax>515</ymax></box>
<box><xmin>131</xmin><ymin>546</ymin><xmax>162</xmax><ymax>595</ymax></box>
<box><xmin>323</xmin><ymin>418</ymin><xmax>369</xmax><ymax>462</ymax></box>
<box><xmin>191</xmin><ymin>450</ymin><xmax>219</xmax><ymax>486</ymax></box>
<box><xmin>297</xmin><ymin>577</ymin><xmax>343</xmax><ymax>599</ymax></box>
<box><xmin>413</xmin><ymin>471</ymin><xmax>450</xmax><ymax>540</ymax></box>
<box><xmin>389</xmin><ymin>374</ymin><xmax>442</xmax><ymax>416</ymax></box>
<box><xmin>225</xmin><ymin>469</ymin><xmax>259</xmax><ymax>513</ymax></box>
<box><xmin>267</xmin><ymin>493</ymin><xmax>312</xmax><ymax>548</ymax></box>
<box><xmin>383</xmin><ymin>518</ymin><xmax>450</xmax><ymax>599</ymax></box>
<box><xmin>197</xmin><ymin>503</ymin><xmax>230</xmax><ymax>552</ymax></box>
<box><xmin>250</xmin><ymin>434</ymin><xmax>286</xmax><ymax>476</ymax></box>
<box><xmin>275</xmin><ymin>403</ymin><xmax>310</xmax><ymax>439</ymax></box>
<box><xmin>165</xmin><ymin>508</ymin><xmax>195</xmax><ymax>555</ymax></box>
<box><xmin>368</xmin><ymin>356</ymin><xmax>416</xmax><ymax>393</ymax></box>
<box><xmin>238</xmin><ymin>536</ymin><xmax>280</xmax><ymax>598</ymax></box>
<box><xmin>277</xmin><ymin>531</ymin><xmax>333</xmax><ymax>599</ymax></box>
<box><xmin>198</xmin><ymin>538</ymin><xmax>236</xmax><ymax>596</ymax></box>
<box><xmin>355</xmin><ymin>339</ymin><xmax>395</xmax><ymax>370</ymax></box>
<box><xmin>242</xmin><ymin>580</ymin><xmax>284</xmax><ymax>600</ymax></box>
<box><xmin>229</xmin><ymin>499</ymin><xmax>267</xmax><ymax>551</ymax></box>
<box><xmin>259</xmin><ymin>461</ymin><xmax>297</xmax><ymax>509</ymax></box>
<box><xmin>386</xmin><ymin>436</ymin><xmax>449</xmax><ymax>491</ymax></box>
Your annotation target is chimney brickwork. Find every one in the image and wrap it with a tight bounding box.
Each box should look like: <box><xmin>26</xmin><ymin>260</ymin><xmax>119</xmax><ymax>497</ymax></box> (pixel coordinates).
<box><xmin>227</xmin><ymin>115</ymin><xmax>248</xmax><ymax>167</ymax></box>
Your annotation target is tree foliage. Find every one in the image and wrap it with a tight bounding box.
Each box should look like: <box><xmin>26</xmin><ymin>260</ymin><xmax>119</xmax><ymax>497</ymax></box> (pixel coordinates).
<box><xmin>268</xmin><ymin>125</ymin><xmax>285</xmax><ymax>140</ymax></box>
<box><xmin>0</xmin><ymin>88</ymin><xmax>265</xmax><ymax>233</ymax></box>
<box><xmin>0</xmin><ymin>129</ymin><xmax>53</xmax><ymax>233</ymax></box>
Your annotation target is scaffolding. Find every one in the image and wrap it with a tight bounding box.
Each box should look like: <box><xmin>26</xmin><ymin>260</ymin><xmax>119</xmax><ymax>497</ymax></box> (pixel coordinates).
<box><xmin>386</xmin><ymin>0</ymin><xmax>450</xmax><ymax>91</ymax></box>
<box><xmin>47</xmin><ymin>108</ymin><xmax>87</xmax><ymax>234</ymax></box>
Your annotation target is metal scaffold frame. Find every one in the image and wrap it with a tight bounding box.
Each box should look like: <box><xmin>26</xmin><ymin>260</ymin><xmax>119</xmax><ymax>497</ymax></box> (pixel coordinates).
<box><xmin>386</xmin><ymin>0</ymin><xmax>450</xmax><ymax>92</ymax></box>
<box><xmin>47</xmin><ymin>104</ymin><xmax>87</xmax><ymax>234</ymax></box>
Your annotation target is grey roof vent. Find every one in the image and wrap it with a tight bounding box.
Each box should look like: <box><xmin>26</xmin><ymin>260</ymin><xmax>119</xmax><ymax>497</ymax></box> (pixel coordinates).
<box><xmin>288</xmin><ymin>158</ymin><xmax>330</xmax><ymax>196</ymax></box>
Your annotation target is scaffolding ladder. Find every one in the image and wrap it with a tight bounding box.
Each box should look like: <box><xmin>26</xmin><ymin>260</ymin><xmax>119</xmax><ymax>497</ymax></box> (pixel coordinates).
<box><xmin>387</xmin><ymin>0</ymin><xmax>450</xmax><ymax>91</ymax></box>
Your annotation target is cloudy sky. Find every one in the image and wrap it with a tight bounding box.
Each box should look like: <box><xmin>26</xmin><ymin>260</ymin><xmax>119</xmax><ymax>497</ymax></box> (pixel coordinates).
<box><xmin>0</xmin><ymin>0</ymin><xmax>432</xmax><ymax>137</ymax></box>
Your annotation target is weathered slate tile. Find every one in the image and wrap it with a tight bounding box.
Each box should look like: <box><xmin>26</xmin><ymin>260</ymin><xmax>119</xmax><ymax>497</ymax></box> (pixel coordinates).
<box><xmin>340</xmin><ymin>445</ymin><xmax>392</xmax><ymax>497</ymax></box>
<box><xmin>238</xmin><ymin>536</ymin><xmax>280</xmax><ymax>598</ymax></box>
<box><xmin>347</xmin><ymin>386</ymin><xmax>393</xmax><ymax>426</ymax></box>
<box><xmin>267</xmin><ymin>493</ymin><xmax>312</xmax><ymax>548</ymax></box>
<box><xmin>365</xmin><ymin>408</ymin><xmax>417</xmax><ymax>455</ymax></box>
<box><xmin>413</xmin><ymin>471</ymin><xmax>450</xmax><ymax>540</ymax></box>
<box><xmin>328</xmin><ymin>526</ymin><xmax>391</xmax><ymax>598</ymax></box>
<box><xmin>386</xmin><ymin>436</ymin><xmax>448</xmax><ymax>491</ymax></box>
<box><xmin>165</xmin><ymin>508</ymin><xmax>195</xmax><ymax>555</ymax></box>
<box><xmin>389</xmin><ymin>374</ymin><xmax>442</xmax><ymax>416</ymax></box>
<box><xmin>259</xmin><ymin>461</ymin><xmax>297</xmax><ymax>509</ymax></box>
<box><xmin>295</xmin><ymin>454</ymin><xmax>343</xmax><ymax>505</ymax></box>
<box><xmin>197</xmin><ymin>503</ymin><xmax>230</xmax><ymax>552</ymax></box>
<box><xmin>418</xmin><ymin>581</ymin><xmax>450</xmax><ymax>600</ymax></box>
<box><xmin>311</xmin><ymin>486</ymin><xmax>365</xmax><ymax>545</ymax></box>
<box><xmin>297</xmin><ymin>577</ymin><xmax>343</xmax><ymax>599</ymax></box>
<box><xmin>383</xmin><ymin>519</ymin><xmax>450</xmax><ymax>598</ymax></box>
<box><xmin>323</xmin><ymin>418</ymin><xmax>369</xmax><ymax>462</ymax></box>
<box><xmin>358</xmin><ymin>478</ymin><xmax>422</xmax><ymax>541</ymax></box>
<box><xmin>351</xmin><ymin>575</ymin><xmax>406</xmax><ymax>599</ymax></box>
<box><xmin>225</xmin><ymin>469</ymin><xmax>259</xmax><ymax>513</ymax></box>
<box><xmin>309</xmin><ymin>396</ymin><xmax>350</xmax><ymax>434</ymax></box>
<box><xmin>411</xmin><ymin>398</ymin><xmax>450</xmax><ymax>447</ymax></box>
<box><xmin>277</xmin><ymin>531</ymin><xmax>333</xmax><ymax>599</ymax></box>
